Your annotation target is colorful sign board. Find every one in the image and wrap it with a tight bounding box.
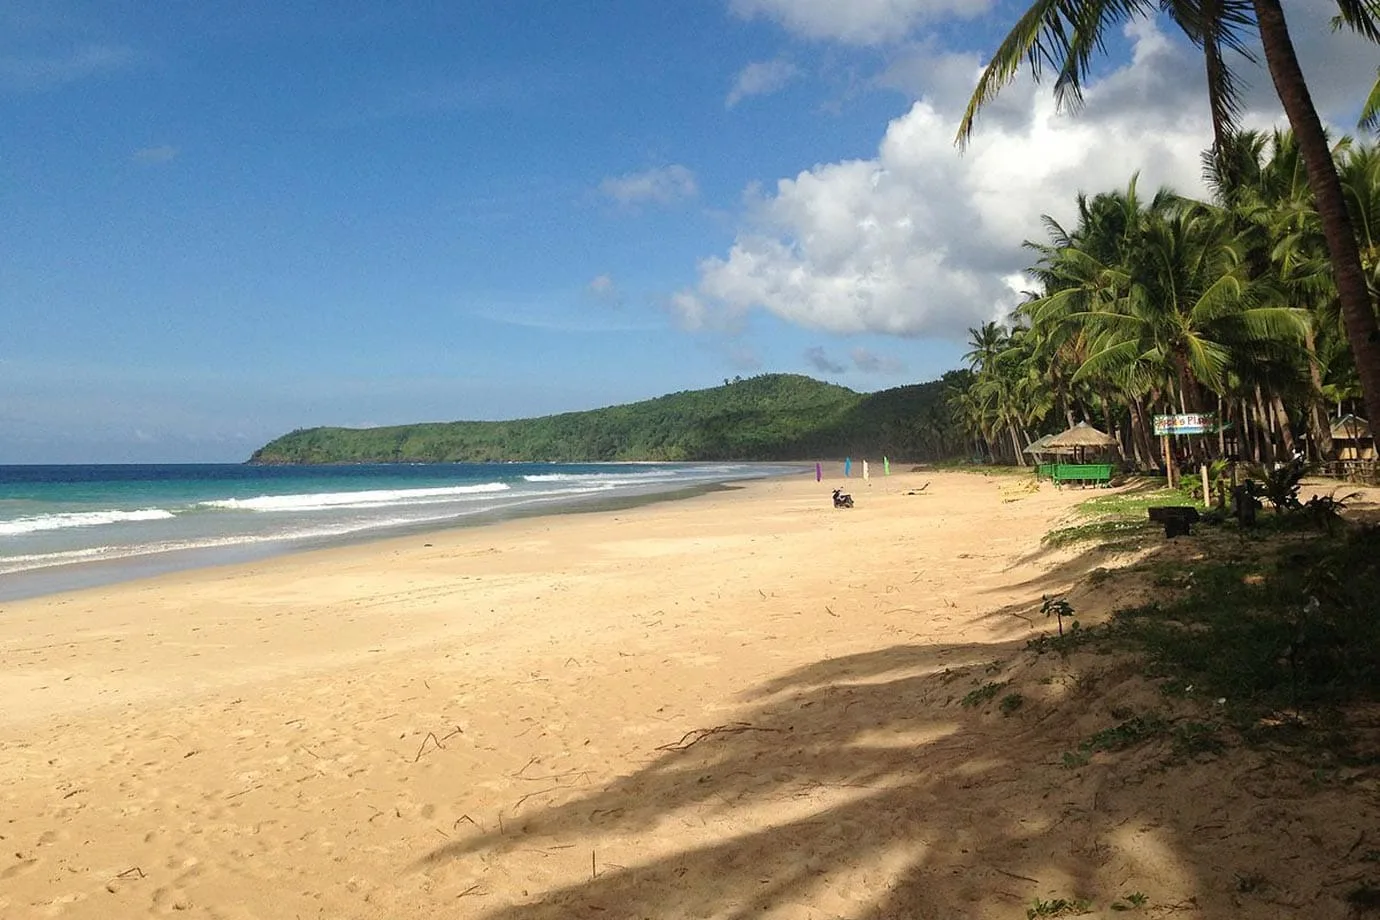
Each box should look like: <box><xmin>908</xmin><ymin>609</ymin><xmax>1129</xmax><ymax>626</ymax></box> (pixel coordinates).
<box><xmin>1153</xmin><ymin>413</ymin><xmax>1218</xmax><ymax>436</ymax></box>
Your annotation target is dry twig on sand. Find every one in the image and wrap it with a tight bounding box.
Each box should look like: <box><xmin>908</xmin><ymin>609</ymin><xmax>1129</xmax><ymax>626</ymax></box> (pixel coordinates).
<box><xmin>656</xmin><ymin>722</ymin><xmax>784</xmax><ymax>752</ymax></box>
<box><xmin>412</xmin><ymin>725</ymin><xmax>464</xmax><ymax>763</ymax></box>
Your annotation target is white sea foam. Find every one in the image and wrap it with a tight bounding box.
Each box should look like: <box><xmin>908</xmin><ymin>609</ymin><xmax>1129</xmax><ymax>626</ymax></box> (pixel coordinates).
<box><xmin>199</xmin><ymin>482</ymin><xmax>510</xmax><ymax>512</ymax></box>
<box><xmin>523</xmin><ymin>471</ymin><xmax>677</xmax><ymax>483</ymax></box>
<box><xmin>0</xmin><ymin>508</ymin><xmax>176</xmax><ymax>536</ymax></box>
<box><xmin>0</xmin><ymin>485</ymin><xmax>618</xmax><ymax>575</ymax></box>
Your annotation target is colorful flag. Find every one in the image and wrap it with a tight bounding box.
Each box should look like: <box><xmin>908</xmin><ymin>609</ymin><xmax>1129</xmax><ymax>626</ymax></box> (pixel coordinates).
<box><xmin>884</xmin><ymin>456</ymin><xmax>890</xmax><ymax>475</ymax></box>
<box><xmin>815</xmin><ymin>461</ymin><xmax>822</xmax><ymax>482</ymax></box>
<box><xmin>863</xmin><ymin>460</ymin><xmax>870</xmax><ymax>481</ymax></box>
<box><xmin>844</xmin><ymin>457</ymin><xmax>852</xmax><ymax>477</ymax></box>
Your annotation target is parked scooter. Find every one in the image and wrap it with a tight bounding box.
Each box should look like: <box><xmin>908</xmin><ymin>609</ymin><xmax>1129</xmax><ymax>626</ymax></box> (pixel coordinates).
<box><xmin>832</xmin><ymin>488</ymin><xmax>854</xmax><ymax>509</ymax></box>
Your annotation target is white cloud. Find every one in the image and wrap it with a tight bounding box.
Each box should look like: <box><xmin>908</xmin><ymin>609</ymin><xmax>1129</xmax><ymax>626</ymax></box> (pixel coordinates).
<box><xmin>586</xmin><ymin>273</ymin><xmax>626</xmax><ymax>309</ymax></box>
<box><xmin>599</xmin><ymin>165</ymin><xmax>698</xmax><ymax>206</ymax></box>
<box><xmin>0</xmin><ymin>43</ymin><xmax>134</xmax><ymax>91</ymax></box>
<box><xmin>727</xmin><ymin>58</ymin><xmax>801</xmax><ymax>108</ymax></box>
<box><xmin>133</xmin><ymin>145</ymin><xmax>178</xmax><ymax>163</ymax></box>
<box><xmin>678</xmin><ymin>20</ymin><xmax>1238</xmax><ymax>339</ymax></box>
<box><xmin>729</xmin><ymin>0</ymin><xmax>990</xmax><ymax>45</ymax></box>
<box><xmin>669</xmin><ymin>291</ymin><xmax>711</xmax><ymax>331</ymax></box>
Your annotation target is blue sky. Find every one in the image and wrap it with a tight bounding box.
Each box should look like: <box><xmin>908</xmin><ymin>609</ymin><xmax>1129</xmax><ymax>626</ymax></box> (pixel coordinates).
<box><xmin>3</xmin><ymin>1</ymin><xmax>1374</xmax><ymax>462</ymax></box>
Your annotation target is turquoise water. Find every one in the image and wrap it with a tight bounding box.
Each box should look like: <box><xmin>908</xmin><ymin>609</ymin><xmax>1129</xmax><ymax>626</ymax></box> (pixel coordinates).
<box><xmin>0</xmin><ymin>462</ymin><xmax>801</xmax><ymax>599</ymax></box>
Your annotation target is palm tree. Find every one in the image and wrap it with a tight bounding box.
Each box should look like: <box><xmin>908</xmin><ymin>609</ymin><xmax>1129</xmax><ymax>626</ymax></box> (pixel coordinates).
<box><xmin>1362</xmin><ymin>67</ymin><xmax>1379</xmax><ymax>131</ymax></box>
<box><xmin>1207</xmin><ymin>129</ymin><xmax>1337</xmax><ymax>457</ymax></box>
<box><xmin>956</xmin><ymin>0</ymin><xmax>1380</xmax><ymax>437</ymax></box>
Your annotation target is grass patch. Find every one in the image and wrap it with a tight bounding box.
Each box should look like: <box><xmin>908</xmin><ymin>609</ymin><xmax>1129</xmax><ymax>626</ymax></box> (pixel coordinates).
<box><xmin>1111</xmin><ymin>525</ymin><xmax>1380</xmax><ymax>713</ymax></box>
<box><xmin>1075</xmin><ymin>486</ymin><xmax>1193</xmax><ymax>518</ymax></box>
<box><xmin>1043</xmin><ymin>518</ymin><xmax>1157</xmax><ymax>549</ymax></box>
<box><xmin>961</xmin><ymin>681</ymin><xmax>1007</xmax><ymax>707</ymax></box>
<box><xmin>1042</xmin><ymin>482</ymin><xmax>1195</xmax><ymax>549</ymax></box>
<box><xmin>1111</xmin><ymin>892</ymin><xmax>1149</xmax><ymax>911</ymax></box>
<box><xmin>1000</xmin><ymin>693</ymin><xmax>1025</xmax><ymax>715</ymax></box>
<box><xmin>1027</xmin><ymin>896</ymin><xmax>1093</xmax><ymax>918</ymax></box>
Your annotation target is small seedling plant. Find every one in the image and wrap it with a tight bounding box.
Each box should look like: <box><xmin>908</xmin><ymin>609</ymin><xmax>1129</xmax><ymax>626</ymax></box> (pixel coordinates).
<box><xmin>1041</xmin><ymin>594</ymin><xmax>1075</xmax><ymax>637</ymax></box>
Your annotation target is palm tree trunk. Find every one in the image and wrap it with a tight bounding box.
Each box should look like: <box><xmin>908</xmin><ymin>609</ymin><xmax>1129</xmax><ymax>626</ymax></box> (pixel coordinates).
<box><xmin>1008</xmin><ymin>422</ymin><xmax>1027</xmax><ymax>466</ymax></box>
<box><xmin>1217</xmin><ymin>395</ymin><xmax>1227</xmax><ymax>457</ymax></box>
<box><xmin>1304</xmin><ymin>327</ymin><xmax>1334</xmax><ymax>459</ymax></box>
<box><xmin>1271</xmin><ymin>395</ymin><xmax>1296</xmax><ymax>457</ymax></box>
<box><xmin>1253</xmin><ymin>387</ymin><xmax>1275</xmax><ymax>463</ymax></box>
<box><xmin>1252</xmin><ymin>0</ymin><xmax>1380</xmax><ymax>434</ymax></box>
<box><xmin>1241</xmin><ymin>398</ymin><xmax>1259</xmax><ymax>462</ymax></box>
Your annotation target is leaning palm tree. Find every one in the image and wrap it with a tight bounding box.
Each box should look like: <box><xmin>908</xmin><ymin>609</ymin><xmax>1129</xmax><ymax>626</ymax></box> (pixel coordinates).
<box><xmin>1362</xmin><ymin>66</ymin><xmax>1379</xmax><ymax>132</ymax></box>
<box><xmin>956</xmin><ymin>0</ymin><xmax>1380</xmax><ymax>438</ymax></box>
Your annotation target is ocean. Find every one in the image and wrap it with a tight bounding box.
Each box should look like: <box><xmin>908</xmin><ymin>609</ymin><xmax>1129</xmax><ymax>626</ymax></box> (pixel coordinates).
<box><xmin>0</xmin><ymin>462</ymin><xmax>802</xmax><ymax>601</ymax></box>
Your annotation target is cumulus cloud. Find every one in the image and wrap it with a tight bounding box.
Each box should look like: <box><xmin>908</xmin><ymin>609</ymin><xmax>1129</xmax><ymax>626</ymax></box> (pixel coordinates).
<box><xmin>729</xmin><ymin>0</ymin><xmax>989</xmax><ymax>45</ymax></box>
<box><xmin>600</xmin><ymin>165</ymin><xmax>698</xmax><ymax>206</ymax></box>
<box><xmin>804</xmin><ymin>346</ymin><xmax>847</xmax><ymax>374</ymax></box>
<box><xmin>727</xmin><ymin>58</ymin><xmax>801</xmax><ymax>107</ymax></box>
<box><xmin>676</xmin><ymin>20</ymin><xmax>1243</xmax><ymax>340</ymax></box>
<box><xmin>133</xmin><ymin>144</ymin><xmax>178</xmax><ymax>163</ymax></box>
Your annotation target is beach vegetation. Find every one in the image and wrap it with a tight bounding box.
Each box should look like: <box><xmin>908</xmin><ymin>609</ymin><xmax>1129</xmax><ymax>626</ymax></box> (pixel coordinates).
<box><xmin>946</xmin><ymin>131</ymin><xmax>1380</xmax><ymax>480</ymax></box>
<box><xmin>961</xmin><ymin>681</ymin><xmax>1007</xmax><ymax>707</ymax></box>
<box><xmin>1026</xmin><ymin>895</ymin><xmax>1093</xmax><ymax>918</ymax></box>
<box><xmin>958</xmin><ymin>0</ymin><xmax>1380</xmax><ymax>450</ymax></box>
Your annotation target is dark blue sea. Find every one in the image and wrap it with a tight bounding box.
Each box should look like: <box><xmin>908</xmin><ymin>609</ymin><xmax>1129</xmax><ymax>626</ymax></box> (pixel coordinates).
<box><xmin>0</xmin><ymin>462</ymin><xmax>800</xmax><ymax>600</ymax></box>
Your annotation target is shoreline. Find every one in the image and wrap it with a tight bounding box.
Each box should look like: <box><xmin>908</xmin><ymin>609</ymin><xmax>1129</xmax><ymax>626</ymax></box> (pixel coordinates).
<box><xmin>0</xmin><ymin>464</ymin><xmax>808</xmax><ymax>603</ymax></box>
<box><xmin>1</xmin><ymin>470</ymin><xmax>1129</xmax><ymax>918</ymax></box>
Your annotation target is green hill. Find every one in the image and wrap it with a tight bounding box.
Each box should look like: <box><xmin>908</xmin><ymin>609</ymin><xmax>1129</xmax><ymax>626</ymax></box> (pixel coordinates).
<box><xmin>247</xmin><ymin>372</ymin><xmax>972</xmax><ymax>464</ymax></box>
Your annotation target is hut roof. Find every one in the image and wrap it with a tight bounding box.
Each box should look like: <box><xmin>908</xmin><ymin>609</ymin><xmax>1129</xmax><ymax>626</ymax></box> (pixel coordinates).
<box><xmin>1044</xmin><ymin>421</ymin><xmax>1118</xmax><ymax>449</ymax></box>
<box><xmin>1331</xmin><ymin>414</ymin><xmax>1372</xmax><ymax>439</ymax></box>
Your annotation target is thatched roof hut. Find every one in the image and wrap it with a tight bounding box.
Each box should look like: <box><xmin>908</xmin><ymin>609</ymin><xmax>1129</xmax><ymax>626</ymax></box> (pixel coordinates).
<box><xmin>1045</xmin><ymin>421</ymin><xmax>1118</xmax><ymax>450</ymax></box>
<box><xmin>1331</xmin><ymin>414</ymin><xmax>1372</xmax><ymax>440</ymax></box>
<box><xmin>1023</xmin><ymin>433</ymin><xmax>1065</xmax><ymax>455</ymax></box>
<box><xmin>1331</xmin><ymin>414</ymin><xmax>1375</xmax><ymax>460</ymax></box>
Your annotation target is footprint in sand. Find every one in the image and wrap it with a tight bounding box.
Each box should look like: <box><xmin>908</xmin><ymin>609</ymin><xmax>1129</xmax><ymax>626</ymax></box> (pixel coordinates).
<box><xmin>1</xmin><ymin>856</ymin><xmax>37</xmax><ymax>879</ymax></box>
<box><xmin>151</xmin><ymin>885</ymin><xmax>194</xmax><ymax>912</ymax></box>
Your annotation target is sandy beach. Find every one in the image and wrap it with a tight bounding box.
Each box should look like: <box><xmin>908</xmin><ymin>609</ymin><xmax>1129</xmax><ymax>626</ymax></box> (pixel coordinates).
<box><xmin>2</xmin><ymin>469</ymin><xmax>1375</xmax><ymax>919</ymax></box>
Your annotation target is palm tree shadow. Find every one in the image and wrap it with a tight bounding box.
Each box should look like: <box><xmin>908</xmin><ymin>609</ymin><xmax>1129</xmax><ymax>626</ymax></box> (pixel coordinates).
<box><xmin>415</xmin><ymin>638</ymin><xmax>1202</xmax><ymax>918</ymax></box>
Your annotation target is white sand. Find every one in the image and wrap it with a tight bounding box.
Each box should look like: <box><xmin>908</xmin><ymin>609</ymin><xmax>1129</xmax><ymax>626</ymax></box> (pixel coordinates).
<box><xmin>2</xmin><ymin>470</ymin><xmax>1374</xmax><ymax>918</ymax></box>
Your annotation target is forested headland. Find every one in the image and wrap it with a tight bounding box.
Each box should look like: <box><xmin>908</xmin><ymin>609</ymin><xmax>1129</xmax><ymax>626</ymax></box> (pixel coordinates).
<box><xmin>248</xmin><ymin>372</ymin><xmax>972</xmax><ymax>464</ymax></box>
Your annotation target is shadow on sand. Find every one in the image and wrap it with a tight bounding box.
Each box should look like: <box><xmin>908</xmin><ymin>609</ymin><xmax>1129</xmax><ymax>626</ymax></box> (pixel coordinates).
<box><xmin>415</xmin><ymin>503</ymin><xmax>1380</xmax><ymax>918</ymax></box>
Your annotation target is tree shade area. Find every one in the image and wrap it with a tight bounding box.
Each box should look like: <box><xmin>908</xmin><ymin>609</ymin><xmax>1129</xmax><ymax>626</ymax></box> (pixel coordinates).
<box><xmin>950</xmin><ymin>132</ymin><xmax>1380</xmax><ymax>469</ymax></box>
<box><xmin>248</xmin><ymin>373</ymin><xmax>975</xmax><ymax>464</ymax></box>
